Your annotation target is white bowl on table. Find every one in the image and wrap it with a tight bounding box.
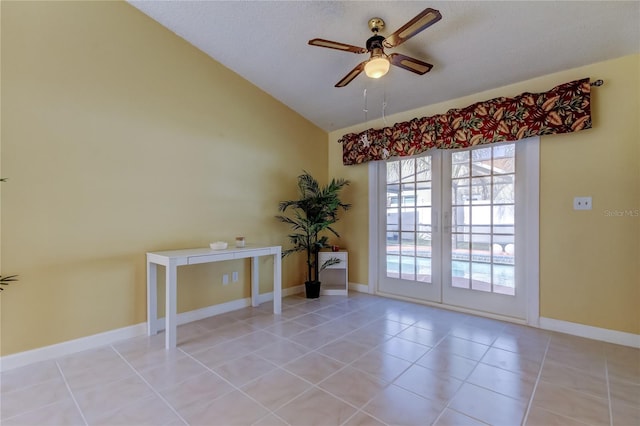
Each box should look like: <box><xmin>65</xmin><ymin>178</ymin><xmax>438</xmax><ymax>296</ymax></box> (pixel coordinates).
<box><xmin>210</xmin><ymin>241</ymin><xmax>228</xmax><ymax>250</ymax></box>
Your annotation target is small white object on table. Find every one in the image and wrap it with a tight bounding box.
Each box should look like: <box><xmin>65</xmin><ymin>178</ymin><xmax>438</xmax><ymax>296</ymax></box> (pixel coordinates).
<box><xmin>210</xmin><ymin>241</ymin><xmax>228</xmax><ymax>250</ymax></box>
<box><xmin>147</xmin><ymin>245</ymin><xmax>282</xmax><ymax>349</ymax></box>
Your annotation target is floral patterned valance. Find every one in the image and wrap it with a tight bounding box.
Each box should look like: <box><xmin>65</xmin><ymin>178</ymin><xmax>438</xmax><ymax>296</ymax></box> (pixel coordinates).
<box><xmin>339</xmin><ymin>78</ymin><xmax>592</xmax><ymax>165</ymax></box>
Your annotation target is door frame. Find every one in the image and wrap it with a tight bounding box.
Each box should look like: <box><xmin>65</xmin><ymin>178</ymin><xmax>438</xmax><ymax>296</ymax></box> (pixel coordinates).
<box><xmin>367</xmin><ymin>137</ymin><xmax>540</xmax><ymax>327</ymax></box>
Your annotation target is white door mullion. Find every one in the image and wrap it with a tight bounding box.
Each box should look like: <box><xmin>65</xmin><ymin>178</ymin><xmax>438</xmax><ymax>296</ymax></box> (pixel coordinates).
<box><xmin>440</xmin><ymin>150</ymin><xmax>452</xmax><ymax>295</ymax></box>
<box><xmin>431</xmin><ymin>150</ymin><xmax>443</xmax><ymax>303</ymax></box>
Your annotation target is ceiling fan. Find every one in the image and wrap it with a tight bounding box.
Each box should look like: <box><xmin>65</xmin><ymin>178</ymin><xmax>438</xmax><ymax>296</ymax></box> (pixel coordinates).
<box><xmin>308</xmin><ymin>8</ymin><xmax>442</xmax><ymax>87</ymax></box>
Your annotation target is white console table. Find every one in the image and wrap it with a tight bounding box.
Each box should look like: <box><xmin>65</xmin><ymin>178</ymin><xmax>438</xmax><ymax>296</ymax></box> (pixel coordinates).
<box><xmin>147</xmin><ymin>245</ymin><xmax>282</xmax><ymax>349</ymax></box>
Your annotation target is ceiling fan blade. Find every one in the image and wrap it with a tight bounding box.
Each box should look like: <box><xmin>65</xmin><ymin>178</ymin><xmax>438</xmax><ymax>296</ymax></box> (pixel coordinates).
<box><xmin>335</xmin><ymin>61</ymin><xmax>366</xmax><ymax>87</ymax></box>
<box><xmin>308</xmin><ymin>38</ymin><xmax>367</xmax><ymax>54</ymax></box>
<box><xmin>389</xmin><ymin>53</ymin><xmax>433</xmax><ymax>75</ymax></box>
<box><xmin>383</xmin><ymin>8</ymin><xmax>442</xmax><ymax>48</ymax></box>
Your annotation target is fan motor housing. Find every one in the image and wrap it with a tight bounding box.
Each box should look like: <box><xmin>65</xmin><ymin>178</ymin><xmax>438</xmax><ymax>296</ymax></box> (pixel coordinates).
<box><xmin>366</xmin><ymin>34</ymin><xmax>386</xmax><ymax>52</ymax></box>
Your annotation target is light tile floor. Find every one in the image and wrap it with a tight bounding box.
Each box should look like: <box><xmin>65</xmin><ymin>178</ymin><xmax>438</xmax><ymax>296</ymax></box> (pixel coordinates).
<box><xmin>1</xmin><ymin>293</ymin><xmax>639</xmax><ymax>425</ymax></box>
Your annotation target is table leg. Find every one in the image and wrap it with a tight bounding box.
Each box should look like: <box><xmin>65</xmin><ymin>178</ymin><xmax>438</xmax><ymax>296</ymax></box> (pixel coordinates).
<box><xmin>166</xmin><ymin>260</ymin><xmax>177</xmax><ymax>349</ymax></box>
<box><xmin>147</xmin><ymin>260</ymin><xmax>158</xmax><ymax>335</ymax></box>
<box><xmin>273</xmin><ymin>249</ymin><xmax>282</xmax><ymax>314</ymax></box>
<box><xmin>251</xmin><ymin>257</ymin><xmax>259</xmax><ymax>308</ymax></box>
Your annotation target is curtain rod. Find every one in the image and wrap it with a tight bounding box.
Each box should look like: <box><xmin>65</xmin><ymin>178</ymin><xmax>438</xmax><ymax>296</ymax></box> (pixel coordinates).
<box><xmin>591</xmin><ymin>79</ymin><xmax>604</xmax><ymax>86</ymax></box>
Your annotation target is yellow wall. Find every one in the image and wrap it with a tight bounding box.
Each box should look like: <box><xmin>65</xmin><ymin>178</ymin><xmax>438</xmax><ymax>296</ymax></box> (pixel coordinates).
<box><xmin>330</xmin><ymin>54</ymin><xmax>640</xmax><ymax>335</ymax></box>
<box><xmin>2</xmin><ymin>1</ymin><xmax>637</xmax><ymax>358</ymax></box>
<box><xmin>0</xmin><ymin>1</ymin><xmax>327</xmax><ymax>355</ymax></box>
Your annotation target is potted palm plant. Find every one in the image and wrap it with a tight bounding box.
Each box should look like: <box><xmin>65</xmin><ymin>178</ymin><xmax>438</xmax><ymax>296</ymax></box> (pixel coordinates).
<box><xmin>277</xmin><ymin>171</ymin><xmax>350</xmax><ymax>298</ymax></box>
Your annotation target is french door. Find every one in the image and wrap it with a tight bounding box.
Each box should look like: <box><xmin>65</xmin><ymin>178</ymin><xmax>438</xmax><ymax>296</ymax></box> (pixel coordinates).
<box><xmin>376</xmin><ymin>139</ymin><xmax>538</xmax><ymax>320</ymax></box>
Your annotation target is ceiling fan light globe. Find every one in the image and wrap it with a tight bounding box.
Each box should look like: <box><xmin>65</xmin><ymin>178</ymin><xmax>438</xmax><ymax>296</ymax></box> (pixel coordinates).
<box><xmin>364</xmin><ymin>57</ymin><xmax>390</xmax><ymax>79</ymax></box>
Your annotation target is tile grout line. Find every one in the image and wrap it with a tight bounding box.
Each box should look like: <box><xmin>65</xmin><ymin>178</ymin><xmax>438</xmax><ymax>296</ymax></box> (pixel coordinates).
<box><xmin>317</xmin><ymin>363</ymin><xmax>389</xmax><ymax>422</ymax></box>
<box><xmin>521</xmin><ymin>335</ymin><xmax>550</xmax><ymax>425</ymax></box>
<box><xmin>10</xmin><ymin>295</ymin><xmax>631</xmax><ymax>426</ymax></box>
<box><xmin>55</xmin><ymin>361</ymin><xmax>90</xmax><ymax>426</ymax></box>
<box><xmin>185</xmin><ymin>315</ymin><xmax>391</xmax><ymax>426</ymax></box>
<box><xmin>1</xmin><ymin>385</ymin><xmax>88</xmax><ymax>425</ymax></box>
<box><xmin>340</xmin><ymin>408</ymin><xmax>390</xmax><ymax>426</ymax></box>
<box><xmin>181</xmin><ymin>349</ymin><xmax>295</xmax><ymax>426</ymax></box>
<box><xmin>302</xmin><ymin>324</ymin><xmax>418</xmax><ymax>423</ymax></box>
<box><xmin>178</xmin><ymin>345</ymin><xmax>291</xmax><ymax>424</ymax></box>
<box><xmin>111</xmin><ymin>344</ymin><xmax>189</xmax><ymax>426</ymax></box>
<box><xmin>428</xmin><ymin>326</ymin><xmax>485</xmax><ymax>426</ymax></box>
<box><xmin>605</xmin><ymin>358</ymin><xmax>613</xmax><ymax>426</ymax></box>
<box><xmin>408</xmin><ymin>317</ymin><xmax>504</xmax><ymax>424</ymax></box>
<box><xmin>205</xmin><ymin>299</ymin><xmax>393</xmax><ymax>425</ymax></box>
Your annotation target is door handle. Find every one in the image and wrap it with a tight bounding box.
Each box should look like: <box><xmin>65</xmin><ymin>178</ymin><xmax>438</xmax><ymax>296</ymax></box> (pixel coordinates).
<box><xmin>444</xmin><ymin>211</ymin><xmax>451</xmax><ymax>233</ymax></box>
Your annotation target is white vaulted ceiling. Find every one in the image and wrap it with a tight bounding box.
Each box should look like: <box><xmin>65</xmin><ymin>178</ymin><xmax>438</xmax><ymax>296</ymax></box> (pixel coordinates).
<box><xmin>129</xmin><ymin>1</ymin><xmax>640</xmax><ymax>132</ymax></box>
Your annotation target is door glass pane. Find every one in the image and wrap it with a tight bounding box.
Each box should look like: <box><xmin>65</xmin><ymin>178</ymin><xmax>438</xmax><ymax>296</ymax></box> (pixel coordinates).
<box><xmin>450</xmin><ymin>142</ymin><xmax>517</xmax><ymax>296</ymax></box>
<box><xmin>416</xmin><ymin>157</ymin><xmax>431</xmax><ymax>181</ymax></box>
<box><xmin>417</xmin><ymin>257</ymin><xmax>431</xmax><ymax>283</ymax></box>
<box><xmin>452</xmin><ymin>206</ymin><xmax>468</xmax><ymax>233</ymax></box>
<box><xmin>452</xmin><ymin>259</ymin><xmax>469</xmax><ymax>289</ymax></box>
<box><xmin>386</xmin><ymin>233</ymin><xmax>400</xmax><ymax>253</ymax></box>
<box><xmin>387</xmin><ymin>162</ymin><xmax>400</xmax><ymax>183</ymax></box>
<box><xmin>493</xmin><ymin>175</ymin><xmax>515</xmax><ymax>203</ymax></box>
<box><xmin>387</xmin><ymin>208</ymin><xmax>399</xmax><ymax>231</ymax></box>
<box><xmin>470</xmin><ymin>177</ymin><xmax>492</xmax><ymax>204</ymax></box>
<box><xmin>400</xmin><ymin>184</ymin><xmax>416</xmax><ymax>206</ymax></box>
<box><xmin>471</xmin><ymin>205</ymin><xmax>491</xmax><ymax>230</ymax></box>
<box><xmin>400</xmin><ymin>256</ymin><xmax>415</xmax><ymax>280</ymax></box>
<box><xmin>471</xmin><ymin>234</ymin><xmax>491</xmax><ymax>292</ymax></box>
<box><xmin>493</xmin><ymin>234</ymin><xmax>515</xmax><ymax>296</ymax></box>
<box><xmin>387</xmin><ymin>255</ymin><xmax>400</xmax><ymax>278</ymax></box>
<box><xmin>401</xmin><ymin>233</ymin><xmax>415</xmax><ymax>255</ymax></box>
<box><xmin>452</xmin><ymin>234</ymin><xmax>469</xmax><ymax>289</ymax></box>
<box><xmin>416</xmin><ymin>207</ymin><xmax>431</xmax><ymax>233</ymax></box>
<box><xmin>400</xmin><ymin>212</ymin><xmax>416</xmax><ymax>231</ymax></box>
<box><xmin>417</xmin><ymin>236</ymin><xmax>432</xmax><ymax>257</ymax></box>
<box><xmin>493</xmin><ymin>266</ymin><xmax>515</xmax><ymax>295</ymax></box>
<box><xmin>493</xmin><ymin>205</ymin><xmax>514</xmax><ymax>234</ymax></box>
<box><xmin>471</xmin><ymin>262</ymin><xmax>491</xmax><ymax>292</ymax></box>
<box><xmin>452</xmin><ymin>151</ymin><xmax>469</xmax><ymax>170</ymax></box>
<box><xmin>492</xmin><ymin>144</ymin><xmax>515</xmax><ymax>174</ymax></box>
<box><xmin>387</xmin><ymin>184</ymin><xmax>400</xmax><ymax>203</ymax></box>
<box><xmin>416</xmin><ymin>182</ymin><xmax>431</xmax><ymax>206</ymax></box>
<box><xmin>452</xmin><ymin>179</ymin><xmax>470</xmax><ymax>205</ymax></box>
<box><xmin>401</xmin><ymin>158</ymin><xmax>415</xmax><ymax>183</ymax></box>
<box><xmin>471</xmin><ymin>147</ymin><xmax>492</xmax><ymax>176</ymax></box>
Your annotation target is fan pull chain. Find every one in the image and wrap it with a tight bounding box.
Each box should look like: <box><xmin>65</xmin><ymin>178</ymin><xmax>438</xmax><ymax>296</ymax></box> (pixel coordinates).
<box><xmin>382</xmin><ymin>82</ymin><xmax>389</xmax><ymax>127</ymax></box>
<box><xmin>363</xmin><ymin>88</ymin><xmax>368</xmax><ymax>123</ymax></box>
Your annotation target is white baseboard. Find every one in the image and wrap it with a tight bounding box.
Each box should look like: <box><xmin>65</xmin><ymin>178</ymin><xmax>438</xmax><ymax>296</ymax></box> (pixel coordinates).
<box><xmin>153</xmin><ymin>297</ymin><xmax>250</xmax><ymax>332</ymax></box>
<box><xmin>349</xmin><ymin>282</ymin><xmax>370</xmax><ymax>293</ymax></box>
<box><xmin>539</xmin><ymin>317</ymin><xmax>640</xmax><ymax>348</ymax></box>
<box><xmin>0</xmin><ymin>323</ymin><xmax>148</xmax><ymax>372</ymax></box>
<box><xmin>279</xmin><ymin>284</ymin><xmax>305</xmax><ymax>298</ymax></box>
<box><xmin>0</xmin><ymin>286</ymin><xmax>303</xmax><ymax>372</ymax></box>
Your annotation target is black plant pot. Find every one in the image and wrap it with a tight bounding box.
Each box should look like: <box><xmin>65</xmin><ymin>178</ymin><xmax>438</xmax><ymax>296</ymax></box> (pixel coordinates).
<box><xmin>304</xmin><ymin>280</ymin><xmax>321</xmax><ymax>299</ymax></box>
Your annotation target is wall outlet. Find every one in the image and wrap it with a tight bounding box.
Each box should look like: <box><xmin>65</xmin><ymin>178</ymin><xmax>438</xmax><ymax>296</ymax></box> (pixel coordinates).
<box><xmin>222</xmin><ymin>274</ymin><xmax>229</xmax><ymax>285</ymax></box>
<box><xmin>232</xmin><ymin>271</ymin><xmax>238</xmax><ymax>282</ymax></box>
<box><xmin>573</xmin><ymin>196</ymin><xmax>592</xmax><ymax>210</ymax></box>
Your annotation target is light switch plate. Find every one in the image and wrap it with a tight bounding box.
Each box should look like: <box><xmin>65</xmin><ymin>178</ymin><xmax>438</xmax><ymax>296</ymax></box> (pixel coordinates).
<box><xmin>574</xmin><ymin>196</ymin><xmax>592</xmax><ymax>210</ymax></box>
